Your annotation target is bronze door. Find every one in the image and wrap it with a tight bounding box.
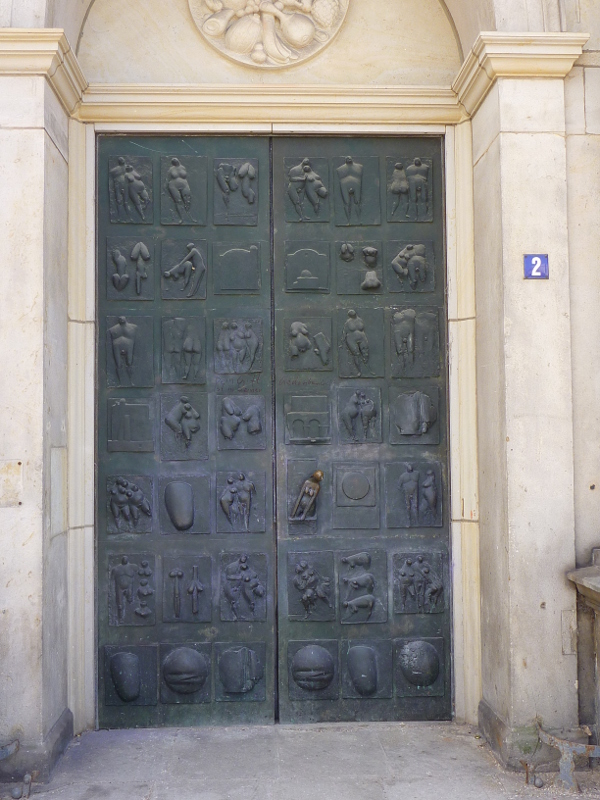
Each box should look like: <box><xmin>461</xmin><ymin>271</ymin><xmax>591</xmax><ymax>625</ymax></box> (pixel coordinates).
<box><xmin>97</xmin><ymin>135</ymin><xmax>450</xmax><ymax>727</ymax></box>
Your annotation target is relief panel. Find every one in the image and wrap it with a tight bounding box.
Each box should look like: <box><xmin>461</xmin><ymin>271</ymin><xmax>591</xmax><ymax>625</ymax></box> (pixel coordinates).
<box><xmin>385</xmin><ymin>241</ymin><xmax>435</xmax><ymax>293</ymax></box>
<box><xmin>335</xmin><ymin>241</ymin><xmax>383</xmax><ymax>294</ymax></box>
<box><xmin>215</xmin><ymin>642</ymin><xmax>266</xmax><ymax>703</ymax></box>
<box><xmin>162</xmin><ymin>555</ymin><xmax>212</xmax><ymax>623</ymax></box>
<box><xmin>394</xmin><ymin>637</ymin><xmax>444</xmax><ymax>697</ymax></box>
<box><xmin>160</xmin><ymin>155</ymin><xmax>207</xmax><ymax>226</ymax></box>
<box><xmin>217</xmin><ymin>471</ymin><xmax>266</xmax><ymax>533</ymax></box>
<box><xmin>338</xmin><ymin>308</ymin><xmax>384</xmax><ymax>378</ymax></box>
<box><xmin>162</xmin><ymin>316</ymin><xmax>206</xmax><ymax>385</ymax></box>
<box><xmin>106</xmin><ymin>476</ymin><xmax>153</xmax><ymax>534</ymax></box>
<box><xmin>106</xmin><ymin>316</ymin><xmax>154</xmax><ymax>388</ymax></box>
<box><xmin>217</xmin><ymin>395</ymin><xmax>266</xmax><ymax>451</ymax></box>
<box><xmin>106</xmin><ymin>238</ymin><xmax>154</xmax><ymax>301</ymax></box>
<box><xmin>333</xmin><ymin>156</ymin><xmax>381</xmax><ymax>227</ymax></box>
<box><xmin>341</xmin><ymin>640</ymin><xmax>393</xmax><ymax>699</ymax></box>
<box><xmin>284</xmin><ymin>394</ymin><xmax>331</xmax><ymax>445</ymax></box>
<box><xmin>393</xmin><ymin>553</ymin><xmax>445</xmax><ymax>615</ymax></box>
<box><xmin>104</xmin><ymin>645</ymin><xmax>158</xmax><ymax>706</ymax></box>
<box><xmin>385</xmin><ymin>462</ymin><xmax>443</xmax><ymax>528</ymax></box>
<box><xmin>339</xmin><ymin>550</ymin><xmax>387</xmax><ymax>624</ymax></box>
<box><xmin>284</xmin><ymin>241</ymin><xmax>330</xmax><ymax>293</ymax></box>
<box><xmin>214</xmin><ymin>318</ymin><xmax>263</xmax><ymax>375</ymax></box>
<box><xmin>287</xmin><ymin>551</ymin><xmax>335</xmax><ymax>622</ymax></box>
<box><xmin>386</xmin><ymin>157</ymin><xmax>432</xmax><ymax>223</ymax></box>
<box><xmin>160</xmin><ymin>393</ymin><xmax>208</xmax><ymax>461</ymax></box>
<box><xmin>333</xmin><ymin>463</ymin><xmax>379</xmax><ymax>530</ymax></box>
<box><xmin>160</xmin><ymin>643</ymin><xmax>212</xmax><ymax>704</ymax></box>
<box><xmin>337</xmin><ymin>387</ymin><xmax>382</xmax><ymax>444</ymax></box>
<box><xmin>214</xmin><ymin>158</ymin><xmax>259</xmax><ymax>226</ymax></box>
<box><xmin>288</xmin><ymin>640</ymin><xmax>339</xmax><ymax>701</ymax></box>
<box><xmin>108</xmin><ymin>554</ymin><xmax>156</xmax><ymax>626</ymax></box>
<box><xmin>389</xmin><ymin>387</ymin><xmax>440</xmax><ymax>446</ymax></box>
<box><xmin>108</xmin><ymin>156</ymin><xmax>153</xmax><ymax>224</ymax></box>
<box><xmin>284</xmin><ymin>316</ymin><xmax>332</xmax><ymax>372</ymax></box>
<box><xmin>287</xmin><ymin>460</ymin><xmax>324</xmax><ymax>531</ymax></box>
<box><xmin>389</xmin><ymin>308</ymin><xmax>440</xmax><ymax>379</ymax></box>
<box><xmin>213</xmin><ymin>242</ymin><xmax>262</xmax><ymax>294</ymax></box>
<box><xmin>161</xmin><ymin>239</ymin><xmax>207</xmax><ymax>300</ymax></box>
<box><xmin>284</xmin><ymin>158</ymin><xmax>330</xmax><ymax>223</ymax></box>
<box><xmin>107</xmin><ymin>398</ymin><xmax>154</xmax><ymax>453</ymax></box>
<box><xmin>159</xmin><ymin>476</ymin><xmax>211</xmax><ymax>535</ymax></box>
<box><xmin>219</xmin><ymin>553</ymin><xmax>267</xmax><ymax>622</ymax></box>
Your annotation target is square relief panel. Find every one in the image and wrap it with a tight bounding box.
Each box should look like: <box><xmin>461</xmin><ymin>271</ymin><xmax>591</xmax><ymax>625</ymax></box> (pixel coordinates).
<box><xmin>394</xmin><ymin>637</ymin><xmax>444</xmax><ymax>697</ymax></box>
<box><xmin>160</xmin><ymin>643</ymin><xmax>212</xmax><ymax>704</ymax></box>
<box><xmin>385</xmin><ymin>241</ymin><xmax>435</xmax><ymax>293</ymax></box>
<box><xmin>284</xmin><ymin>316</ymin><xmax>333</xmax><ymax>372</ymax></box>
<box><xmin>333</xmin><ymin>156</ymin><xmax>381</xmax><ymax>227</ymax></box>
<box><xmin>337</xmin><ymin>387</ymin><xmax>382</xmax><ymax>444</ymax></box>
<box><xmin>108</xmin><ymin>156</ymin><xmax>153</xmax><ymax>224</ymax></box>
<box><xmin>284</xmin><ymin>394</ymin><xmax>331</xmax><ymax>445</ymax></box>
<box><xmin>284</xmin><ymin>157</ymin><xmax>330</xmax><ymax>223</ymax></box>
<box><xmin>214</xmin><ymin>158</ymin><xmax>259</xmax><ymax>226</ymax></box>
<box><xmin>386</xmin><ymin>157</ymin><xmax>432</xmax><ymax>223</ymax></box>
<box><xmin>219</xmin><ymin>553</ymin><xmax>268</xmax><ymax>622</ymax></box>
<box><xmin>393</xmin><ymin>552</ymin><xmax>446</xmax><ymax>615</ymax></box>
<box><xmin>215</xmin><ymin>642</ymin><xmax>266</xmax><ymax>702</ymax></box>
<box><xmin>217</xmin><ymin>395</ymin><xmax>266</xmax><ymax>450</ymax></box>
<box><xmin>106</xmin><ymin>316</ymin><xmax>154</xmax><ymax>388</ymax></box>
<box><xmin>161</xmin><ymin>239</ymin><xmax>207</xmax><ymax>300</ymax></box>
<box><xmin>342</xmin><ymin>640</ymin><xmax>393</xmax><ymax>700</ymax></box>
<box><xmin>287</xmin><ymin>551</ymin><xmax>335</xmax><ymax>622</ymax></box>
<box><xmin>162</xmin><ymin>316</ymin><xmax>206</xmax><ymax>385</ymax></box>
<box><xmin>288</xmin><ymin>640</ymin><xmax>339</xmax><ymax>701</ymax></box>
<box><xmin>217</xmin><ymin>471</ymin><xmax>266</xmax><ymax>533</ymax></box>
<box><xmin>285</xmin><ymin>241</ymin><xmax>330</xmax><ymax>293</ymax></box>
<box><xmin>160</xmin><ymin>155</ymin><xmax>207</xmax><ymax>226</ymax></box>
<box><xmin>162</xmin><ymin>554</ymin><xmax>212</xmax><ymax>623</ymax></box>
<box><xmin>106</xmin><ymin>476</ymin><xmax>153</xmax><ymax>535</ymax></box>
<box><xmin>389</xmin><ymin>386</ymin><xmax>440</xmax><ymax>445</ymax></box>
<box><xmin>339</xmin><ymin>549</ymin><xmax>387</xmax><ymax>624</ymax></box>
<box><xmin>389</xmin><ymin>308</ymin><xmax>440</xmax><ymax>379</ymax></box>
<box><xmin>107</xmin><ymin>398</ymin><xmax>154</xmax><ymax>453</ymax></box>
<box><xmin>106</xmin><ymin>237</ymin><xmax>154</xmax><ymax>301</ymax></box>
<box><xmin>104</xmin><ymin>645</ymin><xmax>157</xmax><ymax>706</ymax></box>
<box><xmin>333</xmin><ymin>463</ymin><xmax>379</xmax><ymax>529</ymax></box>
<box><xmin>337</xmin><ymin>308</ymin><xmax>384</xmax><ymax>379</ymax></box>
<box><xmin>385</xmin><ymin>462</ymin><xmax>443</xmax><ymax>528</ymax></box>
<box><xmin>107</xmin><ymin>553</ymin><xmax>156</xmax><ymax>627</ymax></box>
<box><xmin>159</xmin><ymin>476</ymin><xmax>211</xmax><ymax>535</ymax></box>
<box><xmin>335</xmin><ymin>240</ymin><xmax>383</xmax><ymax>295</ymax></box>
<box><xmin>213</xmin><ymin>242</ymin><xmax>262</xmax><ymax>294</ymax></box>
<box><xmin>214</xmin><ymin>318</ymin><xmax>263</xmax><ymax>375</ymax></box>
<box><xmin>160</xmin><ymin>393</ymin><xmax>208</xmax><ymax>461</ymax></box>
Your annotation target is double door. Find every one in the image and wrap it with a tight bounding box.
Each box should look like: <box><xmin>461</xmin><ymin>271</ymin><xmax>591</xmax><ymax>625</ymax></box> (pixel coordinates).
<box><xmin>97</xmin><ymin>135</ymin><xmax>450</xmax><ymax>727</ymax></box>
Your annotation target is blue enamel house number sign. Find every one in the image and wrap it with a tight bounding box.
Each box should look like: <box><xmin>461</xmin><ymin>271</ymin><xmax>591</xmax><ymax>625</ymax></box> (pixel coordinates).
<box><xmin>524</xmin><ymin>254</ymin><xmax>549</xmax><ymax>279</ymax></box>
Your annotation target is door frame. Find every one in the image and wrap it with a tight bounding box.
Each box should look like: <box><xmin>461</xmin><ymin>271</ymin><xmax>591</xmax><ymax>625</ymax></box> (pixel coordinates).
<box><xmin>66</xmin><ymin>112</ymin><xmax>480</xmax><ymax>732</ymax></box>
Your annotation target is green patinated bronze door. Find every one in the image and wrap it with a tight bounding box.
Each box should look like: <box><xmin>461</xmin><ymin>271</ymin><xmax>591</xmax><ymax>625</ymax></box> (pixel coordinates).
<box><xmin>97</xmin><ymin>135</ymin><xmax>450</xmax><ymax>727</ymax></box>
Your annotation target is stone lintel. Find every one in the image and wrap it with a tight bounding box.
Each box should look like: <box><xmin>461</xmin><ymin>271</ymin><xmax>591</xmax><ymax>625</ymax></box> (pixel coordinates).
<box><xmin>0</xmin><ymin>29</ymin><xmax>87</xmax><ymax>115</ymax></box>
<box><xmin>454</xmin><ymin>32</ymin><xmax>590</xmax><ymax>116</ymax></box>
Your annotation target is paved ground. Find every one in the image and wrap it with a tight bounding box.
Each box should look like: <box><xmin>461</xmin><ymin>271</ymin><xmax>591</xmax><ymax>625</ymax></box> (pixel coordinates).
<box><xmin>7</xmin><ymin>723</ymin><xmax>600</xmax><ymax>799</ymax></box>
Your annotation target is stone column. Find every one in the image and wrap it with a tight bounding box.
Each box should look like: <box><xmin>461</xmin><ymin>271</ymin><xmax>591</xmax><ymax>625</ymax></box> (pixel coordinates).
<box><xmin>0</xmin><ymin>30</ymin><xmax>86</xmax><ymax>780</ymax></box>
<box><xmin>455</xmin><ymin>33</ymin><xmax>588</xmax><ymax>768</ymax></box>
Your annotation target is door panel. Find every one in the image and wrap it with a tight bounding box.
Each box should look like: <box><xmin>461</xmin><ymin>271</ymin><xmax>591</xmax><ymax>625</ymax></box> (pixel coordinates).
<box><xmin>97</xmin><ymin>136</ymin><xmax>275</xmax><ymax>726</ymax></box>
<box><xmin>96</xmin><ymin>134</ymin><xmax>450</xmax><ymax>727</ymax></box>
<box><xmin>274</xmin><ymin>137</ymin><xmax>450</xmax><ymax>722</ymax></box>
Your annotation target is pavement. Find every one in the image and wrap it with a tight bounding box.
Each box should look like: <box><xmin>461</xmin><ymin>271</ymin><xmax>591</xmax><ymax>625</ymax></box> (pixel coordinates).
<box><xmin>7</xmin><ymin>722</ymin><xmax>600</xmax><ymax>799</ymax></box>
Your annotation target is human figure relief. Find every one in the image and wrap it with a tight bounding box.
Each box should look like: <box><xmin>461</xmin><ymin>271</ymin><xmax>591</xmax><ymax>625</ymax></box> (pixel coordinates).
<box><xmin>291</xmin><ymin>470</ymin><xmax>324</xmax><ymax>522</ymax></box>
<box><xmin>286</xmin><ymin>158</ymin><xmax>328</xmax><ymax>220</ymax></box>
<box><xmin>165</xmin><ymin>158</ymin><xmax>194</xmax><ymax>224</ymax></box>
<box><xmin>163</xmin><ymin>243</ymin><xmax>206</xmax><ymax>298</ymax></box>
<box><xmin>336</xmin><ymin>156</ymin><xmax>363</xmax><ymax>223</ymax></box>
<box><xmin>165</xmin><ymin>395</ymin><xmax>201</xmax><ymax>448</ymax></box>
<box><xmin>109</xmin><ymin>317</ymin><xmax>138</xmax><ymax>385</ymax></box>
<box><xmin>341</xmin><ymin>310</ymin><xmax>371</xmax><ymax>376</ymax></box>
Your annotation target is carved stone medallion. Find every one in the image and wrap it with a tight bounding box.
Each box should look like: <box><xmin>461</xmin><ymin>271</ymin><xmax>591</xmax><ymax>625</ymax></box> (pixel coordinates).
<box><xmin>189</xmin><ymin>0</ymin><xmax>350</xmax><ymax>70</ymax></box>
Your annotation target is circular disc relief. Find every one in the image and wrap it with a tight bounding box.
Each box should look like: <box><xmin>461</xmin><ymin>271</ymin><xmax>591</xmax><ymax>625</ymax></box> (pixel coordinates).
<box><xmin>189</xmin><ymin>0</ymin><xmax>350</xmax><ymax>69</ymax></box>
<box><xmin>341</xmin><ymin>472</ymin><xmax>370</xmax><ymax>501</ymax></box>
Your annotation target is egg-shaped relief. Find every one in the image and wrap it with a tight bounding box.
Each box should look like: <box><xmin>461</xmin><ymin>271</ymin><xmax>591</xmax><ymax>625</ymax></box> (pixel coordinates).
<box><xmin>189</xmin><ymin>0</ymin><xmax>350</xmax><ymax>69</ymax></box>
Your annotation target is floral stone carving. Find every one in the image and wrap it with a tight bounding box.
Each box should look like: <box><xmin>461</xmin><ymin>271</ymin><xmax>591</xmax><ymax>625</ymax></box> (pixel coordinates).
<box><xmin>189</xmin><ymin>0</ymin><xmax>350</xmax><ymax>69</ymax></box>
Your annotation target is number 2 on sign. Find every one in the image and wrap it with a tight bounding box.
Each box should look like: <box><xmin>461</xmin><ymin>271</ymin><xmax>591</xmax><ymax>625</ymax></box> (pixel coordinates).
<box><xmin>524</xmin><ymin>254</ymin><xmax>549</xmax><ymax>280</ymax></box>
<box><xmin>531</xmin><ymin>257</ymin><xmax>542</xmax><ymax>277</ymax></box>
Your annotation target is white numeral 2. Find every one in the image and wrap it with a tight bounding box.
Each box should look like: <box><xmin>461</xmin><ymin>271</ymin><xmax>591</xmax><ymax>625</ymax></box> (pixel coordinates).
<box><xmin>531</xmin><ymin>256</ymin><xmax>543</xmax><ymax>277</ymax></box>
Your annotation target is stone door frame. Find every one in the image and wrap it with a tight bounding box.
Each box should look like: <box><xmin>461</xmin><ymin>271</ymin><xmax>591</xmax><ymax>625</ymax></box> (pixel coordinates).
<box><xmin>65</xmin><ymin>113</ymin><xmax>480</xmax><ymax>731</ymax></box>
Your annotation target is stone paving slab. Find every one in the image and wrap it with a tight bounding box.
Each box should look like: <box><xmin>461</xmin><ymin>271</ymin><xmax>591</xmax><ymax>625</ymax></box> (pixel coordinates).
<box><xmin>4</xmin><ymin>723</ymin><xmax>600</xmax><ymax>799</ymax></box>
